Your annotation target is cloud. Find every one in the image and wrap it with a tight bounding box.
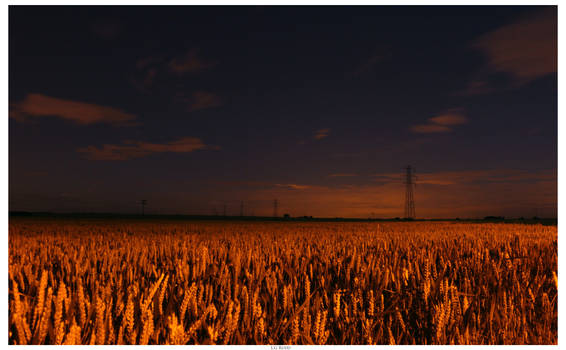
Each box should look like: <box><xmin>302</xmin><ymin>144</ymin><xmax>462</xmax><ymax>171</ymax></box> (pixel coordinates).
<box><xmin>208</xmin><ymin>180</ymin><xmax>272</xmax><ymax>187</ymax></box>
<box><xmin>90</xmin><ymin>19</ymin><xmax>121</xmax><ymax>39</ymax></box>
<box><xmin>474</xmin><ymin>8</ymin><xmax>556</xmax><ymax>82</ymax></box>
<box><xmin>275</xmin><ymin>184</ymin><xmax>312</xmax><ymax>190</ymax></box>
<box><xmin>10</xmin><ymin>94</ymin><xmax>137</xmax><ymax>126</ymax></box>
<box><xmin>460</xmin><ymin>8</ymin><xmax>556</xmax><ymax>95</ymax></box>
<box><xmin>132</xmin><ymin>53</ymin><xmax>222</xmax><ymax>108</ymax></box>
<box><xmin>372</xmin><ymin>169</ymin><xmax>555</xmax><ymax>186</ymax></box>
<box><xmin>348</xmin><ymin>50</ymin><xmax>390</xmax><ymax>77</ymax></box>
<box><xmin>136</xmin><ymin>55</ymin><xmax>163</xmax><ymax>70</ymax></box>
<box><xmin>410</xmin><ymin>124</ymin><xmax>452</xmax><ymax>134</ymax></box>
<box><xmin>77</xmin><ymin>137</ymin><xmax>215</xmax><ymax>160</ymax></box>
<box><xmin>329</xmin><ymin>173</ymin><xmax>357</xmax><ymax>177</ymax></box>
<box><xmin>457</xmin><ymin>79</ymin><xmax>496</xmax><ymax>96</ymax></box>
<box><xmin>411</xmin><ymin>109</ymin><xmax>467</xmax><ymax>133</ymax></box>
<box><xmin>12</xmin><ymin>168</ymin><xmax>555</xmax><ymax>217</ymax></box>
<box><xmin>235</xmin><ymin>168</ymin><xmax>555</xmax><ymax>218</ymax></box>
<box><xmin>429</xmin><ymin>111</ymin><xmax>468</xmax><ymax>126</ymax></box>
<box><xmin>332</xmin><ymin>152</ymin><xmax>363</xmax><ymax>158</ymax></box>
<box><xmin>131</xmin><ymin>55</ymin><xmax>167</xmax><ymax>92</ymax></box>
<box><xmin>132</xmin><ymin>68</ymin><xmax>157</xmax><ymax>92</ymax></box>
<box><xmin>133</xmin><ymin>50</ymin><xmax>215</xmax><ymax>92</ymax></box>
<box><xmin>177</xmin><ymin>91</ymin><xmax>223</xmax><ymax>112</ymax></box>
<box><xmin>169</xmin><ymin>49</ymin><xmax>216</xmax><ymax>74</ymax></box>
<box><xmin>314</xmin><ymin>128</ymin><xmax>330</xmax><ymax>140</ymax></box>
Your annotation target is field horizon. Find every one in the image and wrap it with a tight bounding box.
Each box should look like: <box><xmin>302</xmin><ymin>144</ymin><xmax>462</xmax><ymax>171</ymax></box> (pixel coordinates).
<box><xmin>8</xmin><ymin>211</ymin><xmax>558</xmax><ymax>224</ymax></box>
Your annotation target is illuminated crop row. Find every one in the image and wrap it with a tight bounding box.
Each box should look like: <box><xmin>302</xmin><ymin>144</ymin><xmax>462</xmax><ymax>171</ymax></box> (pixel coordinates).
<box><xmin>8</xmin><ymin>220</ymin><xmax>557</xmax><ymax>344</ymax></box>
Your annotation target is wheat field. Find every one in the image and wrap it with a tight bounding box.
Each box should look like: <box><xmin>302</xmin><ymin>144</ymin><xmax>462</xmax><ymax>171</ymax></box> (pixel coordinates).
<box><xmin>8</xmin><ymin>219</ymin><xmax>557</xmax><ymax>345</ymax></box>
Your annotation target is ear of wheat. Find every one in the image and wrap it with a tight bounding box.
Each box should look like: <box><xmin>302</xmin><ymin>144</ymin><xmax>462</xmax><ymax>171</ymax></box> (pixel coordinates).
<box><xmin>8</xmin><ymin>221</ymin><xmax>557</xmax><ymax>345</ymax></box>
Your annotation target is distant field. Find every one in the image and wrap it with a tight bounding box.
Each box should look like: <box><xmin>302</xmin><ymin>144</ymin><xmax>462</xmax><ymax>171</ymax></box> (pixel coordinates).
<box><xmin>8</xmin><ymin>220</ymin><xmax>557</xmax><ymax>345</ymax></box>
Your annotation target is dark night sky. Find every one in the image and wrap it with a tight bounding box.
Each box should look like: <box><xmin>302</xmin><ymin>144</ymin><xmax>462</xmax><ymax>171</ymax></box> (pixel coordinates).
<box><xmin>9</xmin><ymin>5</ymin><xmax>557</xmax><ymax>218</ymax></box>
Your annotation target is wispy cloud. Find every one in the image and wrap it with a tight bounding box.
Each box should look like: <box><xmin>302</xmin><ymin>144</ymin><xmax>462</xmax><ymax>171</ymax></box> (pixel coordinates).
<box><xmin>132</xmin><ymin>67</ymin><xmax>158</xmax><ymax>92</ymax></box>
<box><xmin>132</xmin><ymin>55</ymin><xmax>163</xmax><ymax>92</ymax></box>
<box><xmin>136</xmin><ymin>55</ymin><xmax>165</xmax><ymax>70</ymax></box>
<box><xmin>411</xmin><ymin>109</ymin><xmax>467</xmax><ymax>133</ymax></box>
<box><xmin>460</xmin><ymin>8</ymin><xmax>556</xmax><ymax>95</ymax></box>
<box><xmin>133</xmin><ymin>49</ymin><xmax>215</xmax><ymax>92</ymax></box>
<box><xmin>208</xmin><ymin>180</ymin><xmax>272</xmax><ymax>187</ymax></box>
<box><xmin>474</xmin><ymin>8</ymin><xmax>556</xmax><ymax>82</ymax></box>
<box><xmin>10</xmin><ymin>93</ymin><xmax>137</xmax><ymax>126</ymax></box>
<box><xmin>314</xmin><ymin>128</ymin><xmax>330</xmax><ymax>140</ymax></box>
<box><xmin>238</xmin><ymin>168</ymin><xmax>555</xmax><ymax>218</ymax></box>
<box><xmin>77</xmin><ymin>137</ymin><xmax>216</xmax><ymax>160</ymax></box>
<box><xmin>329</xmin><ymin>173</ymin><xmax>357</xmax><ymax>177</ymax></box>
<box><xmin>132</xmin><ymin>50</ymin><xmax>222</xmax><ymax>111</ymax></box>
<box><xmin>348</xmin><ymin>49</ymin><xmax>390</xmax><ymax>77</ymax></box>
<box><xmin>332</xmin><ymin>152</ymin><xmax>363</xmax><ymax>158</ymax></box>
<box><xmin>428</xmin><ymin>112</ymin><xmax>467</xmax><ymax>126</ymax></box>
<box><xmin>175</xmin><ymin>91</ymin><xmax>223</xmax><ymax>112</ymax></box>
<box><xmin>169</xmin><ymin>49</ymin><xmax>216</xmax><ymax>74</ymax></box>
<box><xmin>372</xmin><ymin>169</ymin><xmax>555</xmax><ymax>186</ymax></box>
<box><xmin>457</xmin><ymin>79</ymin><xmax>496</xmax><ymax>96</ymax></box>
<box><xmin>275</xmin><ymin>184</ymin><xmax>312</xmax><ymax>190</ymax></box>
<box><xmin>410</xmin><ymin>124</ymin><xmax>452</xmax><ymax>134</ymax></box>
<box><xmin>90</xmin><ymin>18</ymin><xmax>121</xmax><ymax>39</ymax></box>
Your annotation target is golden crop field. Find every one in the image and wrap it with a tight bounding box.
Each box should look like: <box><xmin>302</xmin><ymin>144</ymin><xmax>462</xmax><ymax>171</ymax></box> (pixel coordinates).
<box><xmin>8</xmin><ymin>219</ymin><xmax>557</xmax><ymax>345</ymax></box>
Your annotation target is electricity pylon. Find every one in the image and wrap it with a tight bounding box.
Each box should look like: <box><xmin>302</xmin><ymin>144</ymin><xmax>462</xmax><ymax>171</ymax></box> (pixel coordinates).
<box><xmin>404</xmin><ymin>166</ymin><xmax>416</xmax><ymax>219</ymax></box>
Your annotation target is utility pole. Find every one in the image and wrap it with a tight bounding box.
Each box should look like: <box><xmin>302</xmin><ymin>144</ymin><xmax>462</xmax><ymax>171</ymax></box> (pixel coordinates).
<box><xmin>273</xmin><ymin>199</ymin><xmax>278</xmax><ymax>218</ymax></box>
<box><xmin>141</xmin><ymin>199</ymin><xmax>147</xmax><ymax>216</ymax></box>
<box><xmin>240</xmin><ymin>201</ymin><xmax>244</xmax><ymax>216</ymax></box>
<box><xmin>223</xmin><ymin>202</ymin><xmax>227</xmax><ymax>217</ymax></box>
<box><xmin>403</xmin><ymin>166</ymin><xmax>416</xmax><ymax>219</ymax></box>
